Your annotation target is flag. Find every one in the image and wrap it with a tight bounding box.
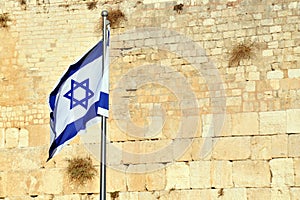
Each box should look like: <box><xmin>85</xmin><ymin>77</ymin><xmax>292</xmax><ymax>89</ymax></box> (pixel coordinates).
<box><xmin>47</xmin><ymin>32</ymin><xmax>109</xmax><ymax>161</ymax></box>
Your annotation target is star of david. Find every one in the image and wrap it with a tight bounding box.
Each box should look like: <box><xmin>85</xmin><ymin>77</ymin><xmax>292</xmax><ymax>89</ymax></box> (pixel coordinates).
<box><xmin>64</xmin><ymin>79</ymin><xmax>94</xmax><ymax>110</ymax></box>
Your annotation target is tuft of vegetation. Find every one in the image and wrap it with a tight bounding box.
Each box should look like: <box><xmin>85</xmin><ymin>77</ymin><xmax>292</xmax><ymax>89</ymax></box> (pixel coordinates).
<box><xmin>110</xmin><ymin>191</ymin><xmax>120</xmax><ymax>200</ymax></box>
<box><xmin>67</xmin><ymin>157</ymin><xmax>97</xmax><ymax>185</ymax></box>
<box><xmin>218</xmin><ymin>188</ymin><xmax>224</xmax><ymax>197</ymax></box>
<box><xmin>0</xmin><ymin>13</ymin><xmax>11</xmax><ymax>28</ymax></box>
<box><xmin>107</xmin><ymin>9</ymin><xmax>125</xmax><ymax>28</ymax></box>
<box><xmin>87</xmin><ymin>1</ymin><xmax>97</xmax><ymax>10</ymax></box>
<box><xmin>229</xmin><ymin>41</ymin><xmax>256</xmax><ymax>67</ymax></box>
<box><xmin>173</xmin><ymin>3</ymin><xmax>184</xmax><ymax>13</ymax></box>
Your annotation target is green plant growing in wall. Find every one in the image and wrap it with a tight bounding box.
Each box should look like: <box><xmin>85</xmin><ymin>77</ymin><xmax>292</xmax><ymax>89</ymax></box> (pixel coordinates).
<box><xmin>0</xmin><ymin>13</ymin><xmax>11</xmax><ymax>28</ymax></box>
<box><xmin>67</xmin><ymin>157</ymin><xmax>97</xmax><ymax>185</ymax></box>
<box><xmin>229</xmin><ymin>41</ymin><xmax>256</xmax><ymax>67</ymax></box>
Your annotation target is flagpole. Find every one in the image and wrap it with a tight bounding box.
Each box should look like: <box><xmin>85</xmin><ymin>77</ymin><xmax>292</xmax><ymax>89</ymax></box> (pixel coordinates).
<box><xmin>100</xmin><ymin>10</ymin><xmax>108</xmax><ymax>200</ymax></box>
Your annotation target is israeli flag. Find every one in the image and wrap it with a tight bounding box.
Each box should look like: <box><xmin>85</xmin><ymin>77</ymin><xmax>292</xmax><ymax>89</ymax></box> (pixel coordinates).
<box><xmin>47</xmin><ymin>33</ymin><xmax>109</xmax><ymax>161</ymax></box>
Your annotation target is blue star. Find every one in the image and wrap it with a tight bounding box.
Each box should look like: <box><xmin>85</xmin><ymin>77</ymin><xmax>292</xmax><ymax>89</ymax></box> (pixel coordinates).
<box><xmin>64</xmin><ymin>79</ymin><xmax>94</xmax><ymax>110</ymax></box>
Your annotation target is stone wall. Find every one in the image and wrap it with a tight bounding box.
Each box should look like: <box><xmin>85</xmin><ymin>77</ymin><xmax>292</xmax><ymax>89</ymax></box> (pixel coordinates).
<box><xmin>0</xmin><ymin>0</ymin><xmax>299</xmax><ymax>199</ymax></box>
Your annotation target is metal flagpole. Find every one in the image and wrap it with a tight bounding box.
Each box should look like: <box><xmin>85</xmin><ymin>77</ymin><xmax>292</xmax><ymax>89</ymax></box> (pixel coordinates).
<box><xmin>100</xmin><ymin>10</ymin><xmax>108</xmax><ymax>200</ymax></box>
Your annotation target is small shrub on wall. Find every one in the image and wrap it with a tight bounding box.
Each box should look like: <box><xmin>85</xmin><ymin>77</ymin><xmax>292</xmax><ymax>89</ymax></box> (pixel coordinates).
<box><xmin>67</xmin><ymin>157</ymin><xmax>97</xmax><ymax>185</ymax></box>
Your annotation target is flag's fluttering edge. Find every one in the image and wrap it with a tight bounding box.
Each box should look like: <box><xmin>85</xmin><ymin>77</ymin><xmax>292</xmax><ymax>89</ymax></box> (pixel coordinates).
<box><xmin>47</xmin><ymin>33</ymin><xmax>109</xmax><ymax>161</ymax></box>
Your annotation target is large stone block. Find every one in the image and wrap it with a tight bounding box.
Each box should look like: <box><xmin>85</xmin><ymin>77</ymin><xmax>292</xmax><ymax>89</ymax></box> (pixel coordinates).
<box><xmin>294</xmin><ymin>158</ymin><xmax>300</xmax><ymax>186</ymax></box>
<box><xmin>0</xmin><ymin>129</ymin><xmax>4</xmax><ymax>148</ymax></box>
<box><xmin>231</xmin><ymin>112</ymin><xmax>259</xmax><ymax>135</ymax></box>
<box><xmin>41</xmin><ymin>168</ymin><xmax>64</xmax><ymax>195</ymax></box>
<box><xmin>289</xmin><ymin>134</ymin><xmax>300</xmax><ymax>157</ymax></box>
<box><xmin>212</xmin><ymin>137</ymin><xmax>251</xmax><ymax>160</ymax></box>
<box><xmin>18</xmin><ymin>128</ymin><xmax>29</xmax><ymax>148</ymax></box>
<box><xmin>211</xmin><ymin>161</ymin><xmax>233</xmax><ymax>188</ymax></box>
<box><xmin>251</xmin><ymin>136</ymin><xmax>272</xmax><ymax>160</ymax></box>
<box><xmin>126</xmin><ymin>165</ymin><xmax>146</xmax><ymax>192</ymax></box>
<box><xmin>232</xmin><ymin>161</ymin><xmax>270</xmax><ymax>187</ymax></box>
<box><xmin>287</xmin><ymin>109</ymin><xmax>300</xmax><ymax>133</ymax></box>
<box><xmin>27</xmin><ymin>124</ymin><xmax>50</xmax><ymax>147</ymax></box>
<box><xmin>5</xmin><ymin>128</ymin><xmax>19</xmax><ymax>148</ymax></box>
<box><xmin>259</xmin><ymin>111</ymin><xmax>286</xmax><ymax>134</ymax></box>
<box><xmin>0</xmin><ymin>172</ymin><xmax>6</xmax><ymax>197</ymax></box>
<box><xmin>271</xmin><ymin>188</ymin><xmax>290</xmax><ymax>199</ymax></box>
<box><xmin>270</xmin><ymin>158</ymin><xmax>294</xmax><ymax>187</ymax></box>
<box><xmin>211</xmin><ymin>188</ymin><xmax>247</xmax><ymax>200</ymax></box>
<box><xmin>107</xmin><ymin>167</ymin><xmax>127</xmax><ymax>192</ymax></box>
<box><xmin>271</xmin><ymin>135</ymin><xmax>288</xmax><ymax>158</ymax></box>
<box><xmin>6</xmin><ymin>170</ymin><xmax>41</xmax><ymax>195</ymax></box>
<box><xmin>189</xmin><ymin>161</ymin><xmax>211</xmax><ymax>189</ymax></box>
<box><xmin>166</xmin><ymin>162</ymin><xmax>190</xmax><ymax>189</ymax></box>
<box><xmin>246</xmin><ymin>188</ymin><xmax>271</xmax><ymax>200</ymax></box>
<box><xmin>291</xmin><ymin>188</ymin><xmax>300</xmax><ymax>200</ymax></box>
<box><xmin>145</xmin><ymin>165</ymin><xmax>166</xmax><ymax>191</ymax></box>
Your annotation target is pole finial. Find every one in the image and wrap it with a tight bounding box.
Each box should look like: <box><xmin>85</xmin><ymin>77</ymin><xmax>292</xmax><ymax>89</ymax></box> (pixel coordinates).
<box><xmin>102</xmin><ymin>10</ymin><xmax>108</xmax><ymax>17</ymax></box>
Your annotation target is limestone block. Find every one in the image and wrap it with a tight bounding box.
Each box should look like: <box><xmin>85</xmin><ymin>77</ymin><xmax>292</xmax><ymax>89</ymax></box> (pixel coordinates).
<box><xmin>289</xmin><ymin>134</ymin><xmax>300</xmax><ymax>157</ymax></box>
<box><xmin>211</xmin><ymin>188</ymin><xmax>247</xmax><ymax>200</ymax></box>
<box><xmin>119</xmin><ymin>192</ymin><xmax>139</xmax><ymax>200</ymax></box>
<box><xmin>41</xmin><ymin>168</ymin><xmax>64</xmax><ymax>195</ymax></box>
<box><xmin>246</xmin><ymin>188</ymin><xmax>271</xmax><ymax>200</ymax></box>
<box><xmin>270</xmin><ymin>158</ymin><xmax>294</xmax><ymax>187</ymax></box>
<box><xmin>27</xmin><ymin>124</ymin><xmax>50</xmax><ymax>147</ymax></box>
<box><xmin>251</xmin><ymin>136</ymin><xmax>272</xmax><ymax>159</ymax></box>
<box><xmin>181</xmin><ymin>189</ymin><xmax>211</xmax><ymax>200</ymax></box>
<box><xmin>271</xmin><ymin>188</ymin><xmax>290</xmax><ymax>199</ymax></box>
<box><xmin>291</xmin><ymin>188</ymin><xmax>300</xmax><ymax>200</ymax></box>
<box><xmin>211</xmin><ymin>161</ymin><xmax>233</xmax><ymax>188</ymax></box>
<box><xmin>231</xmin><ymin>112</ymin><xmax>259</xmax><ymax>135</ymax></box>
<box><xmin>9</xmin><ymin>148</ymin><xmax>43</xmax><ymax>171</ymax></box>
<box><xmin>189</xmin><ymin>161</ymin><xmax>211</xmax><ymax>189</ymax></box>
<box><xmin>212</xmin><ymin>137</ymin><xmax>251</xmax><ymax>160</ymax></box>
<box><xmin>18</xmin><ymin>128</ymin><xmax>29</xmax><ymax>147</ymax></box>
<box><xmin>259</xmin><ymin>111</ymin><xmax>287</xmax><ymax>134</ymax></box>
<box><xmin>5</xmin><ymin>128</ymin><xmax>19</xmax><ymax>148</ymax></box>
<box><xmin>263</xmin><ymin>50</ymin><xmax>273</xmax><ymax>57</ymax></box>
<box><xmin>271</xmin><ymin>135</ymin><xmax>288</xmax><ymax>158</ymax></box>
<box><xmin>166</xmin><ymin>162</ymin><xmax>190</xmax><ymax>189</ymax></box>
<box><xmin>107</xmin><ymin>167</ymin><xmax>127</xmax><ymax>192</ymax></box>
<box><xmin>287</xmin><ymin>109</ymin><xmax>300</xmax><ymax>133</ymax></box>
<box><xmin>52</xmin><ymin>195</ymin><xmax>81</xmax><ymax>200</ymax></box>
<box><xmin>294</xmin><ymin>158</ymin><xmax>300</xmax><ymax>186</ymax></box>
<box><xmin>145</xmin><ymin>166</ymin><xmax>166</xmax><ymax>191</ymax></box>
<box><xmin>0</xmin><ymin>129</ymin><xmax>4</xmax><ymax>148</ymax></box>
<box><xmin>6</xmin><ymin>170</ymin><xmax>41</xmax><ymax>196</ymax></box>
<box><xmin>232</xmin><ymin>161</ymin><xmax>270</xmax><ymax>187</ymax></box>
<box><xmin>126</xmin><ymin>166</ymin><xmax>146</xmax><ymax>192</ymax></box>
<box><xmin>0</xmin><ymin>172</ymin><xmax>6</xmax><ymax>197</ymax></box>
<box><xmin>270</xmin><ymin>25</ymin><xmax>282</xmax><ymax>33</ymax></box>
<box><xmin>267</xmin><ymin>70</ymin><xmax>284</xmax><ymax>79</ymax></box>
<box><xmin>288</xmin><ymin>69</ymin><xmax>300</xmax><ymax>78</ymax></box>
<box><xmin>138</xmin><ymin>192</ymin><xmax>157</xmax><ymax>200</ymax></box>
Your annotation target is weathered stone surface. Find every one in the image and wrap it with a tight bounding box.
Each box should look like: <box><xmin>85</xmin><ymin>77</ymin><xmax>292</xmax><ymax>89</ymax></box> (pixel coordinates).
<box><xmin>232</xmin><ymin>161</ymin><xmax>270</xmax><ymax>187</ymax></box>
<box><xmin>251</xmin><ymin>136</ymin><xmax>272</xmax><ymax>160</ymax></box>
<box><xmin>166</xmin><ymin>162</ymin><xmax>190</xmax><ymax>189</ymax></box>
<box><xmin>0</xmin><ymin>171</ymin><xmax>6</xmax><ymax>197</ymax></box>
<box><xmin>289</xmin><ymin>134</ymin><xmax>300</xmax><ymax>157</ymax></box>
<box><xmin>270</xmin><ymin>158</ymin><xmax>294</xmax><ymax>187</ymax></box>
<box><xmin>211</xmin><ymin>188</ymin><xmax>247</xmax><ymax>200</ymax></box>
<box><xmin>107</xmin><ymin>167</ymin><xmax>127</xmax><ymax>192</ymax></box>
<box><xmin>271</xmin><ymin>135</ymin><xmax>288</xmax><ymax>158</ymax></box>
<box><xmin>246</xmin><ymin>188</ymin><xmax>271</xmax><ymax>200</ymax></box>
<box><xmin>18</xmin><ymin>128</ymin><xmax>29</xmax><ymax>147</ymax></box>
<box><xmin>41</xmin><ymin>169</ymin><xmax>64</xmax><ymax>195</ymax></box>
<box><xmin>189</xmin><ymin>161</ymin><xmax>211</xmax><ymax>189</ymax></box>
<box><xmin>287</xmin><ymin>109</ymin><xmax>300</xmax><ymax>133</ymax></box>
<box><xmin>211</xmin><ymin>161</ymin><xmax>233</xmax><ymax>188</ymax></box>
<box><xmin>290</xmin><ymin>188</ymin><xmax>300</xmax><ymax>200</ymax></box>
<box><xmin>5</xmin><ymin>128</ymin><xmax>19</xmax><ymax>148</ymax></box>
<box><xmin>0</xmin><ymin>129</ymin><xmax>4</xmax><ymax>148</ymax></box>
<box><xmin>294</xmin><ymin>158</ymin><xmax>300</xmax><ymax>186</ymax></box>
<box><xmin>231</xmin><ymin>112</ymin><xmax>259</xmax><ymax>135</ymax></box>
<box><xmin>212</xmin><ymin>137</ymin><xmax>251</xmax><ymax>160</ymax></box>
<box><xmin>27</xmin><ymin>125</ymin><xmax>49</xmax><ymax>147</ymax></box>
<box><xmin>259</xmin><ymin>111</ymin><xmax>286</xmax><ymax>134</ymax></box>
<box><xmin>145</xmin><ymin>166</ymin><xmax>166</xmax><ymax>191</ymax></box>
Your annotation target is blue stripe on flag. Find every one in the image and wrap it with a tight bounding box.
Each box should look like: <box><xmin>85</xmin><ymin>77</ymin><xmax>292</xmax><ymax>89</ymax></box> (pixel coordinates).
<box><xmin>48</xmin><ymin>100</ymin><xmax>100</xmax><ymax>160</ymax></box>
<box><xmin>49</xmin><ymin>41</ymin><xmax>103</xmax><ymax>112</ymax></box>
<box><xmin>99</xmin><ymin>92</ymin><xmax>109</xmax><ymax>110</ymax></box>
